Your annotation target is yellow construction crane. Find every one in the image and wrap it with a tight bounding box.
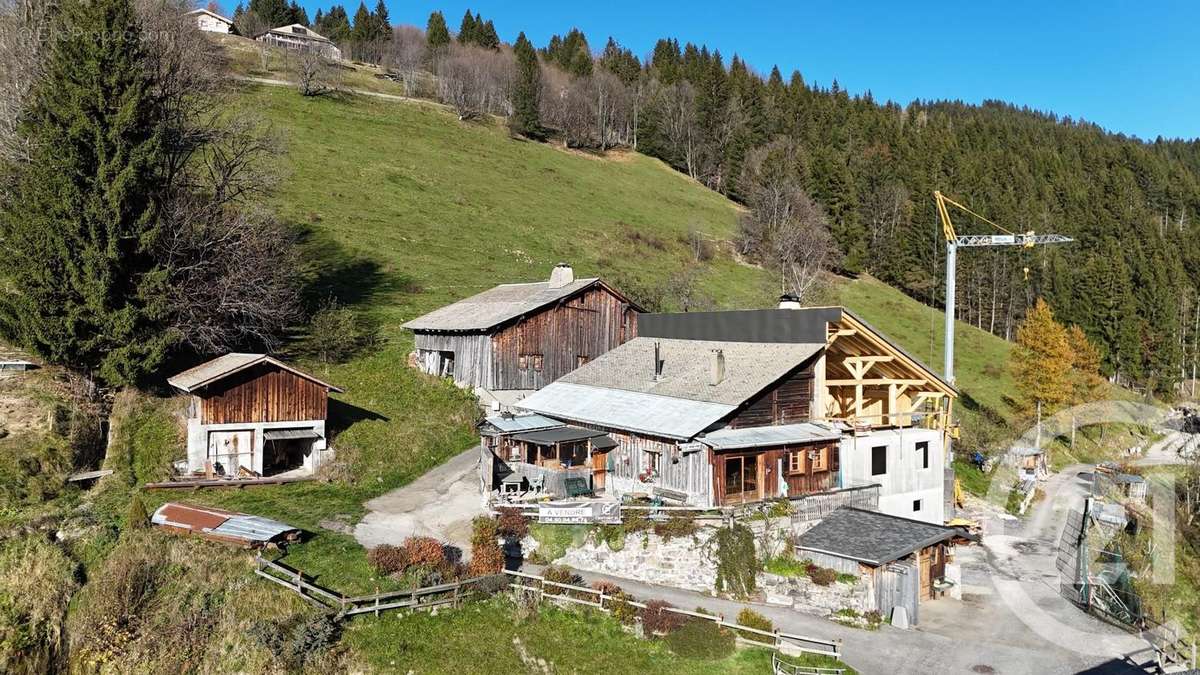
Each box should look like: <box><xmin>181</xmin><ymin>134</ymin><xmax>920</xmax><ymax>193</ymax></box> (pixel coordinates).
<box><xmin>933</xmin><ymin>191</ymin><xmax>1074</xmax><ymax>384</ymax></box>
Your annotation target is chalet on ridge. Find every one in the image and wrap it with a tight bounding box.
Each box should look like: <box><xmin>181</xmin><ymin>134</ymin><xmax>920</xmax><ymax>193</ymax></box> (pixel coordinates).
<box><xmin>494</xmin><ymin>299</ymin><xmax>957</xmax><ymax>523</ymax></box>
<box><xmin>168</xmin><ymin>354</ymin><xmax>343</xmax><ymax>479</ymax></box>
<box><xmin>402</xmin><ymin>264</ymin><xmax>641</xmax><ymax>400</ymax></box>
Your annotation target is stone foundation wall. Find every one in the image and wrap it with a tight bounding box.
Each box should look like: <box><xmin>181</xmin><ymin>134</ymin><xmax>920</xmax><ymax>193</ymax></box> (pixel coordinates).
<box><xmin>760</xmin><ymin>572</ymin><xmax>875</xmax><ymax>616</ymax></box>
<box><xmin>557</xmin><ymin>530</ymin><xmax>718</xmax><ymax>593</ymax></box>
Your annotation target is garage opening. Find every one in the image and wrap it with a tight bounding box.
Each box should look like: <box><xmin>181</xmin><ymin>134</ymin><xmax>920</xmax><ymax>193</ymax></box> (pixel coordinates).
<box><xmin>263</xmin><ymin>428</ymin><xmax>320</xmax><ymax>475</ymax></box>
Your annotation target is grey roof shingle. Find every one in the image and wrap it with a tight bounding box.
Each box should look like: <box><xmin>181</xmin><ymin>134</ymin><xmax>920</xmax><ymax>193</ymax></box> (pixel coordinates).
<box><xmin>167</xmin><ymin>354</ymin><xmax>343</xmax><ymax>393</ymax></box>
<box><xmin>797</xmin><ymin>507</ymin><xmax>958</xmax><ymax>566</ymax></box>
<box><xmin>700</xmin><ymin>422</ymin><xmax>841</xmax><ymax>450</ymax></box>
<box><xmin>558</xmin><ymin>337</ymin><xmax>823</xmax><ymax>406</ymax></box>
<box><xmin>517</xmin><ymin>382</ymin><xmax>736</xmax><ymax>440</ymax></box>
<box><xmin>401</xmin><ymin>279</ymin><xmax>601</xmax><ymax>332</ymax></box>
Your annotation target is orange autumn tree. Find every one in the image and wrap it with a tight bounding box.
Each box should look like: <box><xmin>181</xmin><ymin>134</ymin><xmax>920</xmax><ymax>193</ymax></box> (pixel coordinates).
<box><xmin>1010</xmin><ymin>299</ymin><xmax>1076</xmax><ymax>412</ymax></box>
<box><xmin>1067</xmin><ymin>324</ymin><xmax>1104</xmax><ymax>403</ymax></box>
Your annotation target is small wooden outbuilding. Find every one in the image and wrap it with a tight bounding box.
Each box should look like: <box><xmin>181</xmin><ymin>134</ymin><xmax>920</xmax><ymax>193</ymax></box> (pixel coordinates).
<box><xmin>796</xmin><ymin>507</ymin><xmax>961</xmax><ymax>625</ymax></box>
<box><xmin>168</xmin><ymin>354</ymin><xmax>343</xmax><ymax>479</ymax></box>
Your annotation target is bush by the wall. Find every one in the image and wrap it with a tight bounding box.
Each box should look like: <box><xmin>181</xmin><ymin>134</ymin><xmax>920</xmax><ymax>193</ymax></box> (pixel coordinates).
<box><xmin>367</xmin><ymin>544</ymin><xmax>409</xmax><ymax>575</ymax></box>
<box><xmin>711</xmin><ymin>524</ymin><xmax>757</xmax><ymax>597</ymax></box>
<box><xmin>402</xmin><ymin>536</ymin><xmax>446</xmax><ymax>568</ymax></box>
<box><xmin>652</xmin><ymin>514</ymin><xmax>697</xmax><ymax>540</ymax></box>
<box><xmin>496</xmin><ymin>507</ymin><xmax>529</xmax><ymax>539</ymax></box>
<box><xmin>806</xmin><ymin>564</ymin><xmax>837</xmax><ymax>586</ymax></box>
<box><xmin>542</xmin><ymin>565</ymin><xmax>583</xmax><ymax>587</ymax></box>
<box><xmin>639</xmin><ymin>599</ymin><xmax>686</xmax><ymax>635</ymax></box>
<box><xmin>735</xmin><ymin>608</ymin><xmax>774</xmax><ymax>641</ymax></box>
<box><xmin>665</xmin><ymin>620</ymin><xmax>735</xmax><ymax>659</ymax></box>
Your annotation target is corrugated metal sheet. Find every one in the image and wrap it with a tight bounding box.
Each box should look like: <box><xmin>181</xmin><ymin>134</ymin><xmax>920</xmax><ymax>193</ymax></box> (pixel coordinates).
<box><xmin>512</xmin><ymin>426</ymin><xmax>605</xmax><ymax>445</ymax></box>
<box><xmin>481</xmin><ymin>414</ymin><xmax>564</xmax><ymax>434</ymax></box>
<box><xmin>557</xmin><ymin>338</ymin><xmax>822</xmax><ymax>406</ymax></box>
<box><xmin>168</xmin><ymin>353</ymin><xmax>343</xmax><ymax>393</ymax></box>
<box><xmin>700</xmin><ymin>422</ymin><xmax>841</xmax><ymax>450</ymax></box>
<box><xmin>402</xmin><ymin>278</ymin><xmax>601</xmax><ymax>332</ymax></box>
<box><xmin>517</xmin><ymin>382</ymin><xmax>735</xmax><ymax>440</ymax></box>
<box><xmin>151</xmin><ymin>502</ymin><xmax>299</xmax><ymax>545</ymax></box>
<box><xmin>263</xmin><ymin>428</ymin><xmax>321</xmax><ymax>441</ymax></box>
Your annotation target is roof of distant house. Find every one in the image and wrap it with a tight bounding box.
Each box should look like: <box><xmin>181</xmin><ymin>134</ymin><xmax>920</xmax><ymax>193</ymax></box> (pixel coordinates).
<box><xmin>187</xmin><ymin>8</ymin><xmax>233</xmax><ymax>23</ymax></box>
<box><xmin>257</xmin><ymin>23</ymin><xmax>334</xmax><ymax>43</ymax></box>
<box><xmin>402</xmin><ymin>278</ymin><xmax>635</xmax><ymax>333</ymax></box>
<box><xmin>167</xmin><ymin>353</ymin><xmax>343</xmax><ymax>393</ymax></box>
<box><xmin>700</xmin><ymin>422</ymin><xmax>841</xmax><ymax>450</ymax></box>
<box><xmin>797</xmin><ymin>507</ymin><xmax>960</xmax><ymax>566</ymax></box>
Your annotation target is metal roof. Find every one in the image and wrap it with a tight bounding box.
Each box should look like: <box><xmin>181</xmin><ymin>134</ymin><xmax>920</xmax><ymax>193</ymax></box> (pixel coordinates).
<box><xmin>167</xmin><ymin>353</ymin><xmax>343</xmax><ymax>393</ymax></box>
<box><xmin>797</xmin><ymin>507</ymin><xmax>959</xmax><ymax>566</ymax></box>
<box><xmin>512</xmin><ymin>426</ymin><xmax>607</xmax><ymax>445</ymax></box>
<box><xmin>517</xmin><ymin>382</ymin><xmax>735</xmax><ymax>440</ymax></box>
<box><xmin>263</xmin><ymin>428</ymin><xmax>322</xmax><ymax>441</ymax></box>
<box><xmin>480</xmin><ymin>413</ymin><xmax>564</xmax><ymax>434</ymax></box>
<box><xmin>402</xmin><ymin>278</ymin><xmax>607</xmax><ymax>332</ymax></box>
<box><xmin>151</xmin><ymin>502</ymin><xmax>300</xmax><ymax>544</ymax></box>
<box><xmin>558</xmin><ymin>337</ymin><xmax>823</xmax><ymax>406</ymax></box>
<box><xmin>701</xmin><ymin>422</ymin><xmax>841</xmax><ymax>450</ymax></box>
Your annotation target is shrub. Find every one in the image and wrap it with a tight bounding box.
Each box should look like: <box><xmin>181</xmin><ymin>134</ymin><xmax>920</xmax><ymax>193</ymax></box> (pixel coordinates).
<box><xmin>590</xmin><ymin>580</ymin><xmax>623</xmax><ymax>596</ymax></box>
<box><xmin>303</xmin><ymin>298</ymin><xmax>379</xmax><ymax>364</ymax></box>
<box><xmin>665</xmin><ymin>620</ymin><xmax>735</xmax><ymax>659</ymax></box>
<box><xmin>653</xmin><ymin>514</ymin><xmax>697</xmax><ymax>540</ymax></box>
<box><xmin>251</xmin><ymin>615</ymin><xmax>341</xmax><ymax>669</ymax></box>
<box><xmin>542</xmin><ymin>565</ymin><xmax>583</xmax><ymax>587</ymax></box>
<box><xmin>609</xmin><ymin>592</ymin><xmax>639</xmax><ymax>625</ymax></box>
<box><xmin>864</xmin><ymin>610</ymin><xmax>883</xmax><ymax>629</ymax></box>
<box><xmin>125</xmin><ymin>493</ymin><xmax>149</xmax><ymax>530</ymax></box>
<box><xmin>639</xmin><ymin>599</ymin><xmax>686</xmax><ymax>635</ymax></box>
<box><xmin>763</xmin><ymin>555</ymin><xmax>806</xmax><ymax>577</ymax></box>
<box><xmin>836</xmin><ymin>572</ymin><xmax>858</xmax><ymax>585</ymax></box>
<box><xmin>469</xmin><ymin>573</ymin><xmax>510</xmax><ymax>596</ymax></box>
<box><xmin>711</xmin><ymin>524</ymin><xmax>757</xmax><ymax>597</ymax></box>
<box><xmin>402</xmin><ymin>536</ymin><xmax>446</xmax><ymax>568</ymax></box>
<box><xmin>735</xmin><ymin>608</ymin><xmax>774</xmax><ymax>642</ymax></box>
<box><xmin>468</xmin><ymin>540</ymin><xmax>504</xmax><ymax>576</ymax></box>
<box><xmin>594</xmin><ymin>524</ymin><xmax>626</xmax><ymax>551</ymax></box>
<box><xmin>496</xmin><ymin>508</ymin><xmax>529</xmax><ymax>539</ymax></box>
<box><xmin>766</xmin><ymin>500</ymin><xmax>793</xmax><ymax>519</ymax></box>
<box><xmin>367</xmin><ymin>545</ymin><xmax>410</xmax><ymax>575</ymax></box>
<box><xmin>805</xmin><ymin>563</ymin><xmax>837</xmax><ymax>586</ymax></box>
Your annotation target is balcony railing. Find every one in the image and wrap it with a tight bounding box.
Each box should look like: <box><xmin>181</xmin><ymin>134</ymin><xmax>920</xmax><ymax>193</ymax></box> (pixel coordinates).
<box><xmin>789</xmin><ymin>481</ymin><xmax>881</xmax><ymax>523</ymax></box>
<box><xmin>498</xmin><ymin>462</ymin><xmax>592</xmax><ymax>499</ymax></box>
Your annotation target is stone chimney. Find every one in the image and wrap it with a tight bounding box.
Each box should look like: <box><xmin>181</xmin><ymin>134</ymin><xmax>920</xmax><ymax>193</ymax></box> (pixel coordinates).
<box><xmin>778</xmin><ymin>293</ymin><xmax>801</xmax><ymax>310</ymax></box>
<box><xmin>709</xmin><ymin>349</ymin><xmax>725</xmax><ymax>386</ymax></box>
<box><xmin>653</xmin><ymin>341</ymin><xmax>664</xmax><ymax>381</ymax></box>
<box><xmin>548</xmin><ymin>262</ymin><xmax>574</xmax><ymax>289</ymax></box>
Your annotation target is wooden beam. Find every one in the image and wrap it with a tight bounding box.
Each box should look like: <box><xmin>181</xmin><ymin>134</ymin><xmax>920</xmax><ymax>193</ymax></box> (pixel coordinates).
<box><xmin>826</xmin><ymin>378</ymin><xmax>927</xmax><ymax>386</ymax></box>
<box><xmin>826</xmin><ymin>328</ymin><xmax>857</xmax><ymax>344</ymax></box>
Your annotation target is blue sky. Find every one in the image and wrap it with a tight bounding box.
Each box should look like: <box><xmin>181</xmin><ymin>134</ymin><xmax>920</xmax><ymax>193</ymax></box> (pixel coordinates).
<box><xmin>294</xmin><ymin>0</ymin><xmax>1200</xmax><ymax>140</ymax></box>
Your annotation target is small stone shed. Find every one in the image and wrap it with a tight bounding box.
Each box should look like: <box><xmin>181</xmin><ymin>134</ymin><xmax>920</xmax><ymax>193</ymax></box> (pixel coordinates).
<box><xmin>796</xmin><ymin>507</ymin><xmax>961</xmax><ymax>625</ymax></box>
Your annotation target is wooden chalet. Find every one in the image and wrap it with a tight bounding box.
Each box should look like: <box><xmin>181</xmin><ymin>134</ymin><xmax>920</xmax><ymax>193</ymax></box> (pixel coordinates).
<box><xmin>507</xmin><ymin>301</ymin><xmax>957</xmax><ymax>521</ymax></box>
<box><xmin>168</xmin><ymin>354</ymin><xmax>343</xmax><ymax>479</ymax></box>
<box><xmin>402</xmin><ymin>264</ymin><xmax>640</xmax><ymax>394</ymax></box>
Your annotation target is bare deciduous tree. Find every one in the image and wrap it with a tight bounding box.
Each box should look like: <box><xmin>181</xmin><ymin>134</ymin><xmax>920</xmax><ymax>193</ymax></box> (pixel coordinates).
<box><xmin>660</xmin><ymin>82</ymin><xmax>698</xmax><ymax>179</ymax></box>
<box><xmin>0</xmin><ymin>0</ymin><xmax>51</xmax><ymax>165</ymax></box>
<box><xmin>296</xmin><ymin>49</ymin><xmax>341</xmax><ymax>97</ymax></box>
<box><xmin>436</xmin><ymin>44</ymin><xmax>512</xmax><ymax>120</ymax></box>
<box><xmin>383</xmin><ymin>25</ymin><xmax>426</xmax><ymax>96</ymax></box>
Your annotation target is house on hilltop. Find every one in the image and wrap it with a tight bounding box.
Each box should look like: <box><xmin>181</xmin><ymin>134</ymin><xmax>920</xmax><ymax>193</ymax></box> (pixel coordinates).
<box><xmin>168</xmin><ymin>354</ymin><xmax>343</xmax><ymax>478</ymax></box>
<box><xmin>500</xmin><ymin>300</ymin><xmax>957</xmax><ymax>521</ymax></box>
<box><xmin>402</xmin><ymin>264</ymin><xmax>641</xmax><ymax>403</ymax></box>
<box><xmin>187</xmin><ymin>8</ymin><xmax>233</xmax><ymax>34</ymax></box>
<box><xmin>255</xmin><ymin>24</ymin><xmax>342</xmax><ymax>60</ymax></box>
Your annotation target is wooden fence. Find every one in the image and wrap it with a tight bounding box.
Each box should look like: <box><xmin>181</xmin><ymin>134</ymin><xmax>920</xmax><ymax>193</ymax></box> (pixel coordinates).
<box><xmin>505</xmin><ymin>569</ymin><xmax>844</xmax><ymax>661</ymax></box>
<box><xmin>255</xmin><ymin>558</ymin><xmax>845</xmax><ymax>664</ymax></box>
<box><xmin>772</xmin><ymin>652</ymin><xmax>847</xmax><ymax>675</ymax></box>
<box><xmin>255</xmin><ymin>555</ymin><xmax>502</xmax><ymax>618</ymax></box>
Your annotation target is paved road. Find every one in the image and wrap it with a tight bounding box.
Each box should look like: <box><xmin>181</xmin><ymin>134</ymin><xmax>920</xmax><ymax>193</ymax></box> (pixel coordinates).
<box><xmin>1135</xmin><ymin>430</ymin><xmax>1194</xmax><ymax>467</ymax></box>
<box><xmin>353</xmin><ymin>447</ymin><xmax>485</xmax><ymax>558</ymax></box>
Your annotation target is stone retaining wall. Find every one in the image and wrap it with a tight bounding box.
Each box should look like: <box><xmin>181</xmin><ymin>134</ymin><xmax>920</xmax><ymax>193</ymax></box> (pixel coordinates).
<box><xmin>760</xmin><ymin>571</ymin><xmax>875</xmax><ymax>616</ymax></box>
<box><xmin>557</xmin><ymin>529</ymin><xmax>718</xmax><ymax>593</ymax></box>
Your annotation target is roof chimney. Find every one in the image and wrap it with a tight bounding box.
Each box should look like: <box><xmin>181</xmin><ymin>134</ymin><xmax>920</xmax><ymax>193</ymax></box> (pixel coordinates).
<box><xmin>778</xmin><ymin>293</ymin><xmax>801</xmax><ymax>310</ymax></box>
<box><xmin>548</xmin><ymin>262</ymin><xmax>574</xmax><ymax>289</ymax></box>
<box><xmin>653</xmin><ymin>341</ymin><xmax>664</xmax><ymax>381</ymax></box>
<box><xmin>709</xmin><ymin>349</ymin><xmax>725</xmax><ymax>386</ymax></box>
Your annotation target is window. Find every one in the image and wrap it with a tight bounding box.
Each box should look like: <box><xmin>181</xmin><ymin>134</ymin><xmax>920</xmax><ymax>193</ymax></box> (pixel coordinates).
<box><xmin>917</xmin><ymin>441</ymin><xmax>930</xmax><ymax>469</ymax></box>
<box><xmin>519</xmin><ymin>354</ymin><xmax>544</xmax><ymax>371</ymax></box>
<box><xmin>812</xmin><ymin>447</ymin><xmax>828</xmax><ymax>471</ymax></box>
<box><xmin>787</xmin><ymin>450</ymin><xmax>805</xmax><ymax>474</ymax></box>
<box><xmin>871</xmin><ymin>446</ymin><xmax>887</xmax><ymax>476</ymax></box>
<box><xmin>518</xmin><ymin>355</ymin><xmax>528</xmax><ymax>370</ymax></box>
<box><xmin>646</xmin><ymin>451</ymin><xmax>660</xmax><ymax>473</ymax></box>
<box><xmin>913</xmin><ymin>499</ymin><xmax>922</xmax><ymax>512</ymax></box>
<box><xmin>576</xmin><ymin>355</ymin><xmax>589</xmax><ymax>367</ymax></box>
<box><xmin>531</xmin><ymin>354</ymin><xmax>544</xmax><ymax>372</ymax></box>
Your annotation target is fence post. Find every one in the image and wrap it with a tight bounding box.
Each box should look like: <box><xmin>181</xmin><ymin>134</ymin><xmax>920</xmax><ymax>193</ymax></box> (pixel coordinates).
<box><xmin>374</xmin><ymin>585</ymin><xmax>380</xmax><ymax>618</ymax></box>
<box><xmin>295</xmin><ymin>569</ymin><xmax>304</xmax><ymax>599</ymax></box>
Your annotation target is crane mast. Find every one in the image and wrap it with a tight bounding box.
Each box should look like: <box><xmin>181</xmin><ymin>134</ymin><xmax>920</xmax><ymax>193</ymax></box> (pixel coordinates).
<box><xmin>934</xmin><ymin>191</ymin><xmax>1074</xmax><ymax>385</ymax></box>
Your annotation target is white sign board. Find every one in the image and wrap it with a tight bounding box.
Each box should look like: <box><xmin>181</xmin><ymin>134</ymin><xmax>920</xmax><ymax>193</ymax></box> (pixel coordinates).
<box><xmin>538</xmin><ymin>500</ymin><xmax>621</xmax><ymax>525</ymax></box>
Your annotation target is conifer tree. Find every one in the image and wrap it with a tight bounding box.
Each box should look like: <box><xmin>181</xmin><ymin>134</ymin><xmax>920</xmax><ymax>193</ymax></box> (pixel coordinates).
<box><xmin>1010</xmin><ymin>299</ymin><xmax>1075</xmax><ymax>412</ymax></box>
<box><xmin>0</xmin><ymin>0</ymin><xmax>172</xmax><ymax>385</ymax></box>
<box><xmin>478</xmin><ymin>19</ymin><xmax>499</xmax><ymax>50</ymax></box>
<box><xmin>372</xmin><ymin>0</ymin><xmax>390</xmax><ymax>41</ymax></box>
<box><xmin>1067</xmin><ymin>324</ymin><xmax>1103</xmax><ymax>403</ymax></box>
<box><xmin>509</xmin><ymin>32</ymin><xmax>541</xmax><ymax>138</ymax></box>
<box><xmin>457</xmin><ymin>9</ymin><xmax>476</xmax><ymax>44</ymax></box>
<box><xmin>425</xmin><ymin>10</ymin><xmax>450</xmax><ymax>56</ymax></box>
<box><xmin>351</xmin><ymin>1</ymin><xmax>371</xmax><ymax>44</ymax></box>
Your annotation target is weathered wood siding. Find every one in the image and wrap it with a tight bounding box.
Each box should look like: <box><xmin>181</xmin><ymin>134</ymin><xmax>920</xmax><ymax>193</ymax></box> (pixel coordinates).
<box><xmin>199</xmin><ymin>364</ymin><xmax>328</xmax><ymax>424</ymax></box>
<box><xmin>413</xmin><ymin>333</ymin><xmax>493</xmax><ymax>389</ymax></box>
<box><xmin>711</xmin><ymin>441</ymin><xmax>838</xmax><ymax>506</ymax></box>
<box><xmin>727</xmin><ymin>364</ymin><xmax>814</xmax><ymax>428</ymax></box>
<box><xmin>491</xmin><ymin>285</ymin><xmax>636</xmax><ymax>390</ymax></box>
<box><xmin>564</xmin><ymin>422</ymin><xmax>712</xmax><ymax>506</ymax></box>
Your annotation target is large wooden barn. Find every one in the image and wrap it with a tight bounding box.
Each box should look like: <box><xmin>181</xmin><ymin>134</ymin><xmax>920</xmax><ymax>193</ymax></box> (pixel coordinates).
<box><xmin>508</xmin><ymin>302</ymin><xmax>957</xmax><ymax>521</ymax></box>
<box><xmin>402</xmin><ymin>264</ymin><xmax>640</xmax><ymax>396</ymax></box>
<box><xmin>168</xmin><ymin>354</ymin><xmax>343</xmax><ymax>478</ymax></box>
